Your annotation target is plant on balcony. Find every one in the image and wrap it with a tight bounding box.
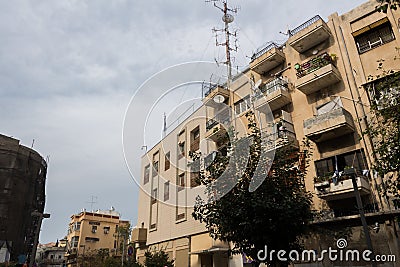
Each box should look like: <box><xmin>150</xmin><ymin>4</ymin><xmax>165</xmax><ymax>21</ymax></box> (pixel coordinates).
<box><xmin>191</xmin><ymin>111</ymin><xmax>313</xmax><ymax>267</ymax></box>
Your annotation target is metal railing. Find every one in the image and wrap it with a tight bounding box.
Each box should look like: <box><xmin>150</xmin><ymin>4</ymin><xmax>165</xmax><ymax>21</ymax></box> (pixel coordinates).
<box><xmin>289</xmin><ymin>15</ymin><xmax>323</xmax><ymax>36</ymax></box>
<box><xmin>313</xmin><ymin>205</ymin><xmax>379</xmax><ymax>222</ymax></box>
<box><xmin>295</xmin><ymin>52</ymin><xmax>333</xmax><ymax>78</ymax></box>
<box><xmin>206</xmin><ymin>109</ymin><xmax>231</xmax><ymax>131</ymax></box>
<box><xmin>202</xmin><ymin>82</ymin><xmax>228</xmax><ymax>98</ymax></box>
<box><xmin>254</xmin><ymin>77</ymin><xmax>289</xmax><ymax>100</ymax></box>
<box><xmin>251</xmin><ymin>42</ymin><xmax>280</xmax><ymax>61</ymax></box>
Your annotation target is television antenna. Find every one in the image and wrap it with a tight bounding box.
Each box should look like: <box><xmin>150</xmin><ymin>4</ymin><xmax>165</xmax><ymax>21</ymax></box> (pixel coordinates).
<box><xmin>206</xmin><ymin>0</ymin><xmax>239</xmax><ymax>85</ymax></box>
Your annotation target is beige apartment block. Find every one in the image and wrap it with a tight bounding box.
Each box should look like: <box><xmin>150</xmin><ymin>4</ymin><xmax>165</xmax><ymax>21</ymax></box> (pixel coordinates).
<box><xmin>64</xmin><ymin>209</ymin><xmax>129</xmax><ymax>266</ymax></box>
<box><xmin>134</xmin><ymin>1</ymin><xmax>400</xmax><ymax>266</ymax></box>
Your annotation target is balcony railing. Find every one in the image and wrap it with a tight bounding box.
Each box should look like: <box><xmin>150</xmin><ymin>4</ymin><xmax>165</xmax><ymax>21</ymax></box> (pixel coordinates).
<box><xmin>295</xmin><ymin>52</ymin><xmax>333</xmax><ymax>78</ymax></box>
<box><xmin>206</xmin><ymin>110</ymin><xmax>231</xmax><ymax>131</ymax></box>
<box><xmin>312</xmin><ymin>204</ymin><xmax>379</xmax><ymax>222</ymax></box>
<box><xmin>251</xmin><ymin>42</ymin><xmax>279</xmax><ymax>62</ymax></box>
<box><xmin>202</xmin><ymin>83</ymin><xmax>227</xmax><ymax>98</ymax></box>
<box><xmin>254</xmin><ymin>77</ymin><xmax>289</xmax><ymax>99</ymax></box>
<box><xmin>289</xmin><ymin>15</ymin><xmax>323</xmax><ymax>36</ymax></box>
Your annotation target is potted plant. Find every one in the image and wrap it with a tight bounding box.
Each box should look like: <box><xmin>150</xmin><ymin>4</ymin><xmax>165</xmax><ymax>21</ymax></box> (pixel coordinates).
<box><xmin>343</xmin><ymin>166</ymin><xmax>356</xmax><ymax>176</ymax></box>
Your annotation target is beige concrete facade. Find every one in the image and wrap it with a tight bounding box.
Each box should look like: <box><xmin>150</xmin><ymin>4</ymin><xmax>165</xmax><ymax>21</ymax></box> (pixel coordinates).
<box><xmin>135</xmin><ymin>1</ymin><xmax>400</xmax><ymax>266</ymax></box>
<box><xmin>65</xmin><ymin>209</ymin><xmax>129</xmax><ymax>266</ymax></box>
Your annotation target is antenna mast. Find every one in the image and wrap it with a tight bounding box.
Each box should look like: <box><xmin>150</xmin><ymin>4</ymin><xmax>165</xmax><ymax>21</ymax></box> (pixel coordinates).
<box><xmin>206</xmin><ymin>0</ymin><xmax>238</xmax><ymax>86</ymax></box>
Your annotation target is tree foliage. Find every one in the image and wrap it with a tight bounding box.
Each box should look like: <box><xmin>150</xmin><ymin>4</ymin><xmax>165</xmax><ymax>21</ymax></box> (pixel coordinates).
<box><xmin>143</xmin><ymin>250</ymin><xmax>174</xmax><ymax>267</ymax></box>
<box><xmin>191</xmin><ymin>112</ymin><xmax>313</xmax><ymax>266</ymax></box>
<box><xmin>366</xmin><ymin>68</ymin><xmax>400</xmax><ymax>200</ymax></box>
<box><xmin>376</xmin><ymin>0</ymin><xmax>400</xmax><ymax>12</ymax></box>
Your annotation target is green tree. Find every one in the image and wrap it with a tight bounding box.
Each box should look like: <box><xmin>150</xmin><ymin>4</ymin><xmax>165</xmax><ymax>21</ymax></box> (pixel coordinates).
<box><xmin>365</xmin><ymin>69</ymin><xmax>400</xmax><ymax>202</ymax></box>
<box><xmin>143</xmin><ymin>250</ymin><xmax>174</xmax><ymax>267</ymax></box>
<box><xmin>191</xmin><ymin>112</ymin><xmax>313</xmax><ymax>267</ymax></box>
<box><xmin>376</xmin><ymin>0</ymin><xmax>400</xmax><ymax>12</ymax></box>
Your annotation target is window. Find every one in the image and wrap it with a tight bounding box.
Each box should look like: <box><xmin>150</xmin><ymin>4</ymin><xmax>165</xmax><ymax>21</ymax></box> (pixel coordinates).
<box><xmin>178</xmin><ymin>173</ymin><xmax>185</xmax><ymax>191</ymax></box>
<box><xmin>144</xmin><ymin>165</ymin><xmax>150</xmax><ymax>184</ymax></box>
<box><xmin>164</xmin><ymin>182</ymin><xmax>170</xmax><ymax>201</ymax></box>
<box><xmin>234</xmin><ymin>95</ymin><xmax>251</xmax><ymax>115</ymax></box>
<box><xmin>151</xmin><ymin>188</ymin><xmax>158</xmax><ymax>204</ymax></box>
<box><xmin>178</xmin><ymin>142</ymin><xmax>185</xmax><ymax>159</ymax></box>
<box><xmin>104</xmin><ymin>226</ymin><xmax>110</xmax><ymax>234</ymax></box>
<box><xmin>176</xmin><ymin>213</ymin><xmax>185</xmax><ymax>221</ymax></box>
<box><xmin>191</xmin><ymin>172</ymin><xmax>200</xmax><ymax>188</ymax></box>
<box><xmin>115</xmin><ymin>225</ymin><xmax>119</xmax><ymax>233</ymax></box>
<box><xmin>71</xmin><ymin>236</ymin><xmax>79</xmax><ymax>248</ymax></box>
<box><xmin>91</xmin><ymin>225</ymin><xmax>97</xmax><ymax>233</ymax></box>
<box><xmin>315</xmin><ymin>149</ymin><xmax>367</xmax><ymax>178</ymax></box>
<box><xmin>85</xmin><ymin>237</ymin><xmax>100</xmax><ymax>242</ymax></box>
<box><xmin>152</xmin><ymin>161</ymin><xmax>159</xmax><ymax>177</ymax></box>
<box><xmin>73</xmin><ymin>222</ymin><xmax>81</xmax><ymax>231</ymax></box>
<box><xmin>355</xmin><ymin>21</ymin><xmax>395</xmax><ymax>53</ymax></box>
<box><xmin>164</xmin><ymin>152</ymin><xmax>171</xmax><ymax>171</ymax></box>
<box><xmin>190</xmin><ymin>127</ymin><xmax>200</xmax><ymax>151</ymax></box>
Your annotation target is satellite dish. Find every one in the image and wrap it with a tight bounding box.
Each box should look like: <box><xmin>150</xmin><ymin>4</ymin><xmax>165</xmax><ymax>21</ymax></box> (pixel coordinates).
<box><xmin>222</xmin><ymin>14</ymin><xmax>234</xmax><ymax>23</ymax></box>
<box><xmin>253</xmin><ymin>79</ymin><xmax>262</xmax><ymax>90</ymax></box>
<box><xmin>213</xmin><ymin>94</ymin><xmax>226</xmax><ymax>104</ymax></box>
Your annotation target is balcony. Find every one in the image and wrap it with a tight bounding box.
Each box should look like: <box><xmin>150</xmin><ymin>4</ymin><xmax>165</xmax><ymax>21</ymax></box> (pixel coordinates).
<box><xmin>250</xmin><ymin>43</ymin><xmax>285</xmax><ymax>75</ymax></box>
<box><xmin>131</xmin><ymin>227</ymin><xmax>147</xmax><ymax>243</ymax></box>
<box><xmin>303</xmin><ymin>107</ymin><xmax>355</xmax><ymax>142</ymax></box>
<box><xmin>261</xmin><ymin>113</ymin><xmax>299</xmax><ymax>151</ymax></box>
<box><xmin>315</xmin><ymin>176</ymin><xmax>371</xmax><ymax>201</ymax></box>
<box><xmin>295</xmin><ymin>53</ymin><xmax>341</xmax><ymax>95</ymax></box>
<box><xmin>288</xmin><ymin>15</ymin><xmax>331</xmax><ymax>53</ymax></box>
<box><xmin>205</xmin><ymin>110</ymin><xmax>231</xmax><ymax>142</ymax></box>
<box><xmin>262</xmin><ymin>131</ymin><xmax>299</xmax><ymax>152</ymax></box>
<box><xmin>202</xmin><ymin>83</ymin><xmax>230</xmax><ymax>107</ymax></box>
<box><xmin>254</xmin><ymin>77</ymin><xmax>292</xmax><ymax>112</ymax></box>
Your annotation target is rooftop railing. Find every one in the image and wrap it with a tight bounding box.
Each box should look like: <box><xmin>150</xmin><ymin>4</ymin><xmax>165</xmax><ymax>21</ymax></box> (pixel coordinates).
<box><xmin>251</xmin><ymin>42</ymin><xmax>279</xmax><ymax>61</ymax></box>
<box><xmin>202</xmin><ymin>82</ymin><xmax>227</xmax><ymax>98</ymax></box>
<box><xmin>289</xmin><ymin>15</ymin><xmax>323</xmax><ymax>36</ymax></box>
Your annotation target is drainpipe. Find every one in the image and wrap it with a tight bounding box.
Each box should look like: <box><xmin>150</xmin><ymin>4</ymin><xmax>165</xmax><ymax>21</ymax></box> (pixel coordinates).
<box><xmin>29</xmin><ymin>212</ymin><xmax>50</xmax><ymax>267</ymax></box>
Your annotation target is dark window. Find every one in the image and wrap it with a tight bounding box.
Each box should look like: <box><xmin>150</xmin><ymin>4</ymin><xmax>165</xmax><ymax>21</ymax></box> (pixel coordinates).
<box><xmin>104</xmin><ymin>226</ymin><xmax>110</xmax><ymax>234</ymax></box>
<box><xmin>91</xmin><ymin>225</ymin><xmax>97</xmax><ymax>233</ymax></box>
<box><xmin>190</xmin><ymin>172</ymin><xmax>200</xmax><ymax>188</ymax></box>
<box><xmin>176</xmin><ymin>213</ymin><xmax>185</xmax><ymax>221</ymax></box>
<box><xmin>355</xmin><ymin>22</ymin><xmax>395</xmax><ymax>53</ymax></box>
<box><xmin>234</xmin><ymin>95</ymin><xmax>251</xmax><ymax>114</ymax></box>
<box><xmin>144</xmin><ymin>165</ymin><xmax>150</xmax><ymax>184</ymax></box>
<box><xmin>152</xmin><ymin>161</ymin><xmax>159</xmax><ymax>177</ymax></box>
<box><xmin>190</xmin><ymin>127</ymin><xmax>200</xmax><ymax>151</ymax></box>
<box><xmin>164</xmin><ymin>182</ymin><xmax>170</xmax><ymax>201</ymax></box>
<box><xmin>178</xmin><ymin>173</ymin><xmax>185</xmax><ymax>191</ymax></box>
<box><xmin>164</xmin><ymin>152</ymin><xmax>170</xmax><ymax>171</ymax></box>
<box><xmin>151</xmin><ymin>188</ymin><xmax>158</xmax><ymax>204</ymax></box>
<box><xmin>178</xmin><ymin>142</ymin><xmax>185</xmax><ymax>159</ymax></box>
<box><xmin>315</xmin><ymin>149</ymin><xmax>367</xmax><ymax>178</ymax></box>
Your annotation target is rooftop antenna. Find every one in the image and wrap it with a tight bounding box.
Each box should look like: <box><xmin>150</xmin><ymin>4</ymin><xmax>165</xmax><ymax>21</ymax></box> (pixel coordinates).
<box><xmin>206</xmin><ymin>0</ymin><xmax>239</xmax><ymax>86</ymax></box>
<box><xmin>86</xmin><ymin>196</ymin><xmax>97</xmax><ymax>212</ymax></box>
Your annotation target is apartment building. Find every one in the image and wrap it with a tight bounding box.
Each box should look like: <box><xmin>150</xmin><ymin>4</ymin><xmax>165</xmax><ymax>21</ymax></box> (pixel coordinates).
<box><xmin>64</xmin><ymin>209</ymin><xmax>129</xmax><ymax>266</ymax></box>
<box><xmin>133</xmin><ymin>1</ymin><xmax>400</xmax><ymax>266</ymax></box>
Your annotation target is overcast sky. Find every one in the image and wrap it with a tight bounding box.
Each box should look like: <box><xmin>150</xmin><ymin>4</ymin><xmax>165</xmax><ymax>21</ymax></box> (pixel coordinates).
<box><xmin>0</xmin><ymin>0</ymin><xmax>367</xmax><ymax>244</ymax></box>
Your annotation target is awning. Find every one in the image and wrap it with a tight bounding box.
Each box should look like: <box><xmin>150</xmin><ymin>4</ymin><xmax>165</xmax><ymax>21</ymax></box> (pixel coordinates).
<box><xmin>189</xmin><ymin>247</ymin><xmax>229</xmax><ymax>255</ymax></box>
<box><xmin>352</xmin><ymin>17</ymin><xmax>389</xmax><ymax>37</ymax></box>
